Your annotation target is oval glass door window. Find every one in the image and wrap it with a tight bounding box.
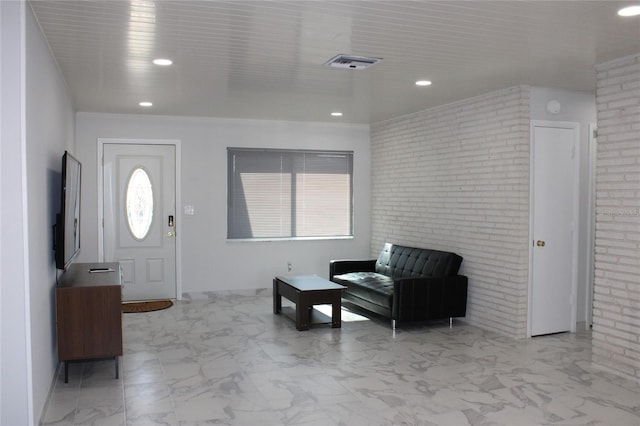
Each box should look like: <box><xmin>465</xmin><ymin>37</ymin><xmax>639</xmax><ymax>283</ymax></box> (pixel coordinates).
<box><xmin>126</xmin><ymin>167</ymin><xmax>154</xmax><ymax>240</ymax></box>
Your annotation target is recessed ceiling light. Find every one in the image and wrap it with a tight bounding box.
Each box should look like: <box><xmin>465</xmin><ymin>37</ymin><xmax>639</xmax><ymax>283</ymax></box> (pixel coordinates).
<box><xmin>415</xmin><ymin>80</ymin><xmax>432</xmax><ymax>87</ymax></box>
<box><xmin>618</xmin><ymin>5</ymin><xmax>640</xmax><ymax>16</ymax></box>
<box><xmin>152</xmin><ymin>58</ymin><xmax>173</xmax><ymax>66</ymax></box>
<box><xmin>139</xmin><ymin>101</ymin><xmax>153</xmax><ymax>107</ymax></box>
<box><xmin>331</xmin><ymin>112</ymin><xmax>343</xmax><ymax>117</ymax></box>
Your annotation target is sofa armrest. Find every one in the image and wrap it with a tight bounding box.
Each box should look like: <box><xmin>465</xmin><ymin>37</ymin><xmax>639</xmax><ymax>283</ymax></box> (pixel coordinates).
<box><xmin>392</xmin><ymin>275</ymin><xmax>468</xmax><ymax>321</ymax></box>
<box><xmin>329</xmin><ymin>259</ymin><xmax>376</xmax><ymax>279</ymax></box>
<box><xmin>444</xmin><ymin>275</ymin><xmax>468</xmax><ymax>318</ymax></box>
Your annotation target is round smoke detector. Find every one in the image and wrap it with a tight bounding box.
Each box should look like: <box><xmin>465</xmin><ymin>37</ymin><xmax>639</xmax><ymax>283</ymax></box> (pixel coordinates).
<box><xmin>546</xmin><ymin>99</ymin><xmax>561</xmax><ymax>114</ymax></box>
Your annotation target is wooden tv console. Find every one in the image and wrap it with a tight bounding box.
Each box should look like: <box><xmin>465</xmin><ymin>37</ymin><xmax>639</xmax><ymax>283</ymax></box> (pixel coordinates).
<box><xmin>55</xmin><ymin>262</ymin><xmax>122</xmax><ymax>383</ymax></box>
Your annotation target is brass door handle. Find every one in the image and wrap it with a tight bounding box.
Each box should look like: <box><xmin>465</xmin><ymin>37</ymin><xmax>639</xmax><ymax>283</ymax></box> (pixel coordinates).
<box><xmin>167</xmin><ymin>231</ymin><xmax>175</xmax><ymax>237</ymax></box>
<box><xmin>536</xmin><ymin>240</ymin><xmax>545</xmax><ymax>247</ymax></box>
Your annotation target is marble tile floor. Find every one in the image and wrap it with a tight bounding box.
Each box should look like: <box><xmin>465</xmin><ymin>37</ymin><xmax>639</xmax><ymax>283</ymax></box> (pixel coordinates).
<box><xmin>42</xmin><ymin>293</ymin><xmax>640</xmax><ymax>426</ymax></box>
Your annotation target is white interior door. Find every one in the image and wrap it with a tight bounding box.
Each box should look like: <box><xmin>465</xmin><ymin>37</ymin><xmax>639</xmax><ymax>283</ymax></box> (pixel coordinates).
<box><xmin>530</xmin><ymin>122</ymin><xmax>579</xmax><ymax>336</ymax></box>
<box><xmin>103</xmin><ymin>144</ymin><xmax>176</xmax><ymax>301</ymax></box>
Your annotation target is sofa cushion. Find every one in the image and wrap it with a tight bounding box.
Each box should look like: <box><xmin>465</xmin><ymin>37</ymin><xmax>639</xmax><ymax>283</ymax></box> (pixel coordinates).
<box><xmin>332</xmin><ymin>272</ymin><xmax>394</xmax><ymax>307</ymax></box>
<box><xmin>375</xmin><ymin>243</ymin><xmax>462</xmax><ymax>278</ymax></box>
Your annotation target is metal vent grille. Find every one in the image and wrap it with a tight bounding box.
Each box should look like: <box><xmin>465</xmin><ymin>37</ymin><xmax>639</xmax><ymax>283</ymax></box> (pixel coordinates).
<box><xmin>323</xmin><ymin>54</ymin><xmax>383</xmax><ymax>70</ymax></box>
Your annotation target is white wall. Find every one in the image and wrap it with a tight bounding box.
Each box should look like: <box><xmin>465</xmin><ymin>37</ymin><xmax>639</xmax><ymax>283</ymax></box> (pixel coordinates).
<box><xmin>1</xmin><ymin>2</ymin><xmax>31</xmax><ymax>425</ymax></box>
<box><xmin>592</xmin><ymin>54</ymin><xmax>640</xmax><ymax>382</ymax></box>
<box><xmin>371</xmin><ymin>86</ymin><xmax>532</xmax><ymax>338</ymax></box>
<box><xmin>369</xmin><ymin>86</ymin><xmax>598</xmax><ymax>339</ymax></box>
<box><xmin>75</xmin><ymin>113</ymin><xmax>371</xmax><ymax>295</ymax></box>
<box><xmin>0</xmin><ymin>3</ymin><xmax>75</xmax><ymax>424</ymax></box>
<box><xmin>529</xmin><ymin>87</ymin><xmax>597</xmax><ymax>326</ymax></box>
<box><xmin>25</xmin><ymin>2</ymin><xmax>76</xmax><ymax>422</ymax></box>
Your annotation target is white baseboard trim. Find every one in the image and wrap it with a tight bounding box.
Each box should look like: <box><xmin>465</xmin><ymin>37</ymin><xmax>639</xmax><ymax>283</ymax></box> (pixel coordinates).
<box><xmin>182</xmin><ymin>288</ymin><xmax>271</xmax><ymax>300</ymax></box>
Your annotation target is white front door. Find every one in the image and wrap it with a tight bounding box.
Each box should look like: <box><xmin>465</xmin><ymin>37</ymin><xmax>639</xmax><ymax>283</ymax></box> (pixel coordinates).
<box><xmin>103</xmin><ymin>143</ymin><xmax>177</xmax><ymax>301</ymax></box>
<box><xmin>530</xmin><ymin>122</ymin><xmax>579</xmax><ymax>336</ymax></box>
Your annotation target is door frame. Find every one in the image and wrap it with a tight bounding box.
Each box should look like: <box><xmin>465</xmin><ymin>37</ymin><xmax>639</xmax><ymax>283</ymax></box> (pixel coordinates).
<box><xmin>97</xmin><ymin>138</ymin><xmax>182</xmax><ymax>300</ymax></box>
<box><xmin>527</xmin><ymin>120</ymin><xmax>580</xmax><ymax>337</ymax></box>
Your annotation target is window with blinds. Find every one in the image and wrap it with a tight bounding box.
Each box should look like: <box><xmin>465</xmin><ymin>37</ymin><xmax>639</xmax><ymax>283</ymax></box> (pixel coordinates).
<box><xmin>227</xmin><ymin>148</ymin><xmax>354</xmax><ymax>240</ymax></box>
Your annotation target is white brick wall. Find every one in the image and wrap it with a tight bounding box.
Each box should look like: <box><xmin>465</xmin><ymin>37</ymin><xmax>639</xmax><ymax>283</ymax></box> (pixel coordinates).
<box><xmin>593</xmin><ymin>54</ymin><xmax>640</xmax><ymax>381</ymax></box>
<box><xmin>370</xmin><ymin>86</ymin><xmax>531</xmax><ymax>338</ymax></box>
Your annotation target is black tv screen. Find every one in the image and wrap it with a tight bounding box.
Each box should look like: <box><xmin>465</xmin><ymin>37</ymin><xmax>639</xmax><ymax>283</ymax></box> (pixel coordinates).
<box><xmin>55</xmin><ymin>151</ymin><xmax>81</xmax><ymax>270</ymax></box>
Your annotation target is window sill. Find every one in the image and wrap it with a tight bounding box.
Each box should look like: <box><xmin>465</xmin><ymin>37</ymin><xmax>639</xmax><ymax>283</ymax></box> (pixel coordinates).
<box><xmin>226</xmin><ymin>235</ymin><xmax>354</xmax><ymax>243</ymax></box>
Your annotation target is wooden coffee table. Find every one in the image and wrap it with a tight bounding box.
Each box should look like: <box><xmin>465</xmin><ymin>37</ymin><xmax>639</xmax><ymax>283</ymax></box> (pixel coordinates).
<box><xmin>273</xmin><ymin>275</ymin><xmax>346</xmax><ymax>331</ymax></box>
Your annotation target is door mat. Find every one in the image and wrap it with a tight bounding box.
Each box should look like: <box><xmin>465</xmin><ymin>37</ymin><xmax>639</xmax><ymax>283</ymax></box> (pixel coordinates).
<box><xmin>122</xmin><ymin>300</ymin><xmax>173</xmax><ymax>313</ymax></box>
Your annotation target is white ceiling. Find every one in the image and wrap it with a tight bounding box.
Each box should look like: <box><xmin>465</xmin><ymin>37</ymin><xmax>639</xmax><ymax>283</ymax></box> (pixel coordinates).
<box><xmin>30</xmin><ymin>1</ymin><xmax>640</xmax><ymax>124</ymax></box>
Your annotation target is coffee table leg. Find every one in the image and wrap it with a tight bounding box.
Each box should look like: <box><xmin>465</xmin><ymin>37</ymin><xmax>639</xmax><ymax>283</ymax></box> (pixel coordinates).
<box><xmin>331</xmin><ymin>292</ymin><xmax>342</xmax><ymax>328</ymax></box>
<box><xmin>296</xmin><ymin>292</ymin><xmax>311</xmax><ymax>331</ymax></box>
<box><xmin>273</xmin><ymin>279</ymin><xmax>282</xmax><ymax>314</ymax></box>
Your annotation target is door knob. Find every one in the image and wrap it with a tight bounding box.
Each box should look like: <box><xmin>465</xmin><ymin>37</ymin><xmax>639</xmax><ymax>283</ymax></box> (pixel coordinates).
<box><xmin>167</xmin><ymin>231</ymin><xmax>175</xmax><ymax>237</ymax></box>
<box><xmin>536</xmin><ymin>240</ymin><xmax>545</xmax><ymax>247</ymax></box>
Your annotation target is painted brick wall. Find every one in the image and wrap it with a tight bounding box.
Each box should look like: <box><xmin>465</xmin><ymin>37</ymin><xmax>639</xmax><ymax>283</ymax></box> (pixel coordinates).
<box><xmin>370</xmin><ymin>86</ymin><xmax>531</xmax><ymax>338</ymax></box>
<box><xmin>593</xmin><ymin>54</ymin><xmax>640</xmax><ymax>381</ymax></box>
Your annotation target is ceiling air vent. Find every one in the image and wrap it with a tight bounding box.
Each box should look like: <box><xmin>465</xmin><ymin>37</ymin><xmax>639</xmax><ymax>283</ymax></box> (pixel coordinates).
<box><xmin>323</xmin><ymin>54</ymin><xmax>383</xmax><ymax>70</ymax></box>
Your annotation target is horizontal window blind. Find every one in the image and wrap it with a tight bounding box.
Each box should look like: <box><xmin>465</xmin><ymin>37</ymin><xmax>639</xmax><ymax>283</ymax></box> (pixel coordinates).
<box><xmin>228</xmin><ymin>148</ymin><xmax>353</xmax><ymax>240</ymax></box>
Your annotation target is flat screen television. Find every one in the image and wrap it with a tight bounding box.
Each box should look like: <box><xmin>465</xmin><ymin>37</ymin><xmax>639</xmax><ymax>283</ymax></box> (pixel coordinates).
<box><xmin>55</xmin><ymin>151</ymin><xmax>81</xmax><ymax>270</ymax></box>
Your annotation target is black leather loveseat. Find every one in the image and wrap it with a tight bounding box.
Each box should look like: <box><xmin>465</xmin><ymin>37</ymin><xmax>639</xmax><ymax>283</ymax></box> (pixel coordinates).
<box><xmin>330</xmin><ymin>243</ymin><xmax>468</xmax><ymax>329</ymax></box>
